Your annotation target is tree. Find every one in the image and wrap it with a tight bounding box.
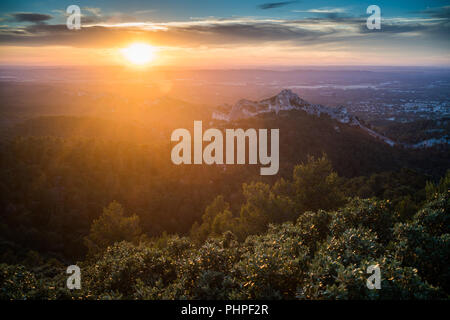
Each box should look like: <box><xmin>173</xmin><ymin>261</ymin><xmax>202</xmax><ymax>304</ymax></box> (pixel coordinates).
<box><xmin>293</xmin><ymin>155</ymin><xmax>345</xmax><ymax>213</ymax></box>
<box><xmin>393</xmin><ymin>191</ymin><xmax>450</xmax><ymax>291</ymax></box>
<box><xmin>425</xmin><ymin>170</ymin><xmax>450</xmax><ymax>200</ymax></box>
<box><xmin>190</xmin><ymin>195</ymin><xmax>238</xmax><ymax>243</ymax></box>
<box><xmin>238</xmin><ymin>181</ymin><xmax>295</xmax><ymax>239</ymax></box>
<box><xmin>84</xmin><ymin>201</ymin><xmax>142</xmax><ymax>256</ymax></box>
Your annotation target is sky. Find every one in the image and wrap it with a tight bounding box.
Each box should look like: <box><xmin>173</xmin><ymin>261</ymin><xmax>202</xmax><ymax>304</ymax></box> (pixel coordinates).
<box><xmin>0</xmin><ymin>0</ymin><xmax>449</xmax><ymax>67</ymax></box>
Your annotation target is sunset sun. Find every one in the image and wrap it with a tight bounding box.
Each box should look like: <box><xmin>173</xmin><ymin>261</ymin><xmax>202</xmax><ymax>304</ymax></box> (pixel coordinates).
<box><xmin>121</xmin><ymin>43</ymin><xmax>156</xmax><ymax>66</ymax></box>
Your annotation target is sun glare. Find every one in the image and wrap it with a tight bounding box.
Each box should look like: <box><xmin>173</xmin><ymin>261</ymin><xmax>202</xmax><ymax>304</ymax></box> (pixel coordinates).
<box><xmin>121</xmin><ymin>43</ymin><xmax>156</xmax><ymax>66</ymax></box>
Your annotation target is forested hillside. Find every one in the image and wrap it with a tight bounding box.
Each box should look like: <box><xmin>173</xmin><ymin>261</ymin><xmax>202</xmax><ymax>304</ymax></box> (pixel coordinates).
<box><xmin>1</xmin><ymin>157</ymin><xmax>449</xmax><ymax>299</ymax></box>
<box><xmin>0</xmin><ymin>112</ymin><xmax>449</xmax><ymax>299</ymax></box>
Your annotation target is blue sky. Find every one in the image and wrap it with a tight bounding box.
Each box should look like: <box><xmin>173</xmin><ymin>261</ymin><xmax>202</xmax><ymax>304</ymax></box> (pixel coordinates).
<box><xmin>0</xmin><ymin>0</ymin><xmax>449</xmax><ymax>66</ymax></box>
<box><xmin>0</xmin><ymin>0</ymin><xmax>446</xmax><ymax>21</ymax></box>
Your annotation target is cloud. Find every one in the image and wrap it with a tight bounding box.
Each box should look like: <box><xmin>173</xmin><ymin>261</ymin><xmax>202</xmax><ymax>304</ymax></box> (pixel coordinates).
<box><xmin>288</xmin><ymin>13</ymin><xmax>362</xmax><ymax>25</ymax></box>
<box><xmin>417</xmin><ymin>5</ymin><xmax>450</xmax><ymax>19</ymax></box>
<box><xmin>82</xmin><ymin>7</ymin><xmax>102</xmax><ymax>17</ymax></box>
<box><xmin>172</xmin><ymin>21</ymin><xmax>326</xmax><ymax>44</ymax></box>
<box><xmin>258</xmin><ymin>1</ymin><xmax>297</xmax><ymax>10</ymax></box>
<box><xmin>0</xmin><ymin>12</ymin><xmax>448</xmax><ymax>50</ymax></box>
<box><xmin>49</xmin><ymin>6</ymin><xmax>138</xmax><ymax>25</ymax></box>
<box><xmin>0</xmin><ymin>19</ymin><xmax>330</xmax><ymax>48</ymax></box>
<box><xmin>292</xmin><ymin>8</ymin><xmax>347</xmax><ymax>14</ymax></box>
<box><xmin>134</xmin><ymin>9</ymin><xmax>156</xmax><ymax>15</ymax></box>
<box><xmin>10</xmin><ymin>13</ymin><xmax>53</xmax><ymax>23</ymax></box>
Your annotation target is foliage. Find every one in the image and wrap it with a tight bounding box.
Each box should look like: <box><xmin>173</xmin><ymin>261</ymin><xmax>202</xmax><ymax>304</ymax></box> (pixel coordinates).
<box><xmin>84</xmin><ymin>202</ymin><xmax>143</xmax><ymax>257</ymax></box>
<box><xmin>293</xmin><ymin>155</ymin><xmax>345</xmax><ymax>212</ymax></box>
<box><xmin>425</xmin><ymin>170</ymin><xmax>450</xmax><ymax>200</ymax></box>
<box><xmin>393</xmin><ymin>191</ymin><xmax>450</xmax><ymax>292</ymax></box>
<box><xmin>190</xmin><ymin>196</ymin><xmax>238</xmax><ymax>244</ymax></box>
<box><xmin>0</xmin><ymin>124</ymin><xmax>448</xmax><ymax>300</ymax></box>
<box><xmin>1</xmin><ymin>188</ymin><xmax>449</xmax><ymax>300</ymax></box>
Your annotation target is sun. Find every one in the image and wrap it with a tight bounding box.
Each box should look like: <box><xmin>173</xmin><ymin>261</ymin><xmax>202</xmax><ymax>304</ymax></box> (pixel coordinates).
<box><xmin>121</xmin><ymin>43</ymin><xmax>156</xmax><ymax>66</ymax></box>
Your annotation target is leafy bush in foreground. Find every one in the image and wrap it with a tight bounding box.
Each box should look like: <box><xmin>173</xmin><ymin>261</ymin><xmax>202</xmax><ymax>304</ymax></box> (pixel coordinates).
<box><xmin>1</xmin><ymin>157</ymin><xmax>448</xmax><ymax>300</ymax></box>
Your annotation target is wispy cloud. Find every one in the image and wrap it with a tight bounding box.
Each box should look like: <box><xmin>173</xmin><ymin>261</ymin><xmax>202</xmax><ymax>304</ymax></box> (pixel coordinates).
<box><xmin>82</xmin><ymin>7</ymin><xmax>102</xmax><ymax>17</ymax></box>
<box><xmin>9</xmin><ymin>12</ymin><xmax>53</xmax><ymax>23</ymax></box>
<box><xmin>258</xmin><ymin>1</ymin><xmax>297</xmax><ymax>10</ymax></box>
<box><xmin>292</xmin><ymin>8</ymin><xmax>347</xmax><ymax>14</ymax></box>
<box><xmin>417</xmin><ymin>5</ymin><xmax>450</xmax><ymax>19</ymax></box>
<box><xmin>0</xmin><ymin>11</ymin><xmax>448</xmax><ymax>50</ymax></box>
<box><xmin>133</xmin><ymin>9</ymin><xmax>156</xmax><ymax>15</ymax></box>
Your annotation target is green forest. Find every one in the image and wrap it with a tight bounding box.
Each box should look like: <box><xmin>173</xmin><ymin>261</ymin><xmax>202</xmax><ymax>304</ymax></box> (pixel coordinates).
<box><xmin>0</xmin><ymin>114</ymin><xmax>449</xmax><ymax>300</ymax></box>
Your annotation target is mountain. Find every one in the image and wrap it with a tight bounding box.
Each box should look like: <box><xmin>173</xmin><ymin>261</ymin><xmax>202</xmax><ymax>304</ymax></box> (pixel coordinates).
<box><xmin>213</xmin><ymin>89</ymin><xmax>359</xmax><ymax>123</ymax></box>
<box><xmin>212</xmin><ymin>89</ymin><xmax>397</xmax><ymax>147</ymax></box>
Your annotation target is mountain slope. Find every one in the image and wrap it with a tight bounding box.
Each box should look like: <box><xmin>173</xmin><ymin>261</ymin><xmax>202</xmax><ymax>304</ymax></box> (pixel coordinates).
<box><xmin>213</xmin><ymin>89</ymin><xmax>397</xmax><ymax>147</ymax></box>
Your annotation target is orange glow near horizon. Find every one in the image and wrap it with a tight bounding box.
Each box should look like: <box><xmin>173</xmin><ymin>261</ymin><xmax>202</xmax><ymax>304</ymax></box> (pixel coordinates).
<box><xmin>0</xmin><ymin>44</ymin><xmax>448</xmax><ymax>68</ymax></box>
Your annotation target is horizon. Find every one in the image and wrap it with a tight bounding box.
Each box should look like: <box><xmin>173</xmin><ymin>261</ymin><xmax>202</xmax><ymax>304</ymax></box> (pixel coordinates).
<box><xmin>2</xmin><ymin>64</ymin><xmax>450</xmax><ymax>70</ymax></box>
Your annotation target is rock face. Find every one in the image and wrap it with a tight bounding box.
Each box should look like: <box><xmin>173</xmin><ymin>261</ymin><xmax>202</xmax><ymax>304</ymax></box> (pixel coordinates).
<box><xmin>213</xmin><ymin>89</ymin><xmax>309</xmax><ymax>121</ymax></box>
<box><xmin>212</xmin><ymin>89</ymin><xmax>361</xmax><ymax>125</ymax></box>
<box><xmin>212</xmin><ymin>89</ymin><xmax>398</xmax><ymax>147</ymax></box>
